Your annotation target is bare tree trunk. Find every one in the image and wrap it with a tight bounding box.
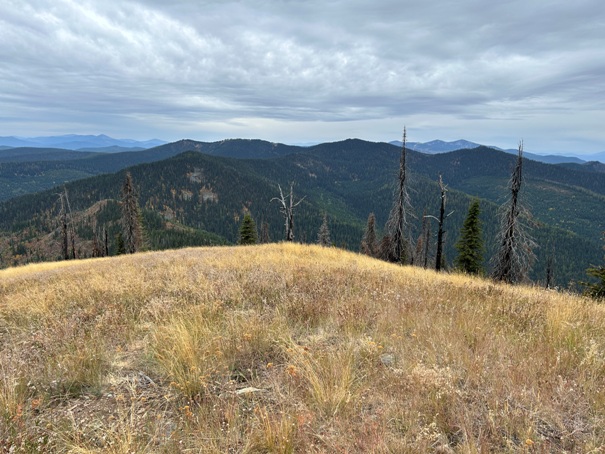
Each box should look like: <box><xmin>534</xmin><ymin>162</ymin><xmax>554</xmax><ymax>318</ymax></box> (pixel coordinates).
<box><xmin>58</xmin><ymin>188</ymin><xmax>76</xmax><ymax>260</ymax></box>
<box><xmin>59</xmin><ymin>193</ymin><xmax>69</xmax><ymax>260</ymax></box>
<box><xmin>491</xmin><ymin>142</ymin><xmax>536</xmax><ymax>283</ymax></box>
<box><xmin>260</xmin><ymin>221</ymin><xmax>271</xmax><ymax>244</ymax></box>
<box><xmin>271</xmin><ymin>183</ymin><xmax>305</xmax><ymax>242</ymax></box>
<box><xmin>63</xmin><ymin>189</ymin><xmax>77</xmax><ymax>259</ymax></box>
<box><xmin>104</xmin><ymin>227</ymin><xmax>109</xmax><ymax>257</ymax></box>
<box><xmin>386</xmin><ymin>127</ymin><xmax>412</xmax><ymax>264</ymax></box>
<box><xmin>422</xmin><ymin>215</ymin><xmax>431</xmax><ymax>269</ymax></box>
<box><xmin>121</xmin><ymin>172</ymin><xmax>144</xmax><ymax>254</ymax></box>
<box><xmin>545</xmin><ymin>246</ymin><xmax>555</xmax><ymax>288</ymax></box>
<box><xmin>435</xmin><ymin>175</ymin><xmax>446</xmax><ymax>272</ymax></box>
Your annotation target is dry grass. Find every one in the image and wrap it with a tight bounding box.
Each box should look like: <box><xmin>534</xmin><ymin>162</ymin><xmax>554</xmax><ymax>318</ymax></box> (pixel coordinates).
<box><xmin>2</xmin><ymin>243</ymin><xmax>605</xmax><ymax>452</ymax></box>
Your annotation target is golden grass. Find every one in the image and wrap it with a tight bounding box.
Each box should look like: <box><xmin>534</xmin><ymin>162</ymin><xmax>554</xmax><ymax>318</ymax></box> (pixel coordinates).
<box><xmin>1</xmin><ymin>243</ymin><xmax>605</xmax><ymax>451</ymax></box>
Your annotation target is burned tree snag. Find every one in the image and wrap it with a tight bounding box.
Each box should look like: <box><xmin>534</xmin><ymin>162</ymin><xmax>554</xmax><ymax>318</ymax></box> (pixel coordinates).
<box><xmin>491</xmin><ymin>141</ymin><xmax>536</xmax><ymax>283</ymax></box>
<box><xmin>425</xmin><ymin>175</ymin><xmax>453</xmax><ymax>272</ymax></box>
<box><xmin>385</xmin><ymin>127</ymin><xmax>412</xmax><ymax>263</ymax></box>
<box><xmin>271</xmin><ymin>183</ymin><xmax>305</xmax><ymax>242</ymax></box>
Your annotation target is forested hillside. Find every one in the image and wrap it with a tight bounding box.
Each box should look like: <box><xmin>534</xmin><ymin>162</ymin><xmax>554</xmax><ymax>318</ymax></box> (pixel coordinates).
<box><xmin>1</xmin><ymin>138</ymin><xmax>603</xmax><ymax>287</ymax></box>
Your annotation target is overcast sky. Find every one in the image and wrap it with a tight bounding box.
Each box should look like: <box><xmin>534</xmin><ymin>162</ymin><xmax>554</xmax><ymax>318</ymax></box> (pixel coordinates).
<box><xmin>1</xmin><ymin>0</ymin><xmax>604</xmax><ymax>154</ymax></box>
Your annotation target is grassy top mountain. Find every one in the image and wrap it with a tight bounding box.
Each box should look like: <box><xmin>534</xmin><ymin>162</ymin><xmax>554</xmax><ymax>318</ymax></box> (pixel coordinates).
<box><xmin>2</xmin><ymin>243</ymin><xmax>605</xmax><ymax>451</ymax></box>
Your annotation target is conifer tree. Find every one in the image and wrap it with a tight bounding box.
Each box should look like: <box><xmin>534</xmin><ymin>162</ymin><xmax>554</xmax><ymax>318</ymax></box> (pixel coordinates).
<box><xmin>121</xmin><ymin>172</ymin><xmax>144</xmax><ymax>254</ymax></box>
<box><xmin>583</xmin><ymin>234</ymin><xmax>605</xmax><ymax>299</ymax></box>
<box><xmin>454</xmin><ymin>199</ymin><xmax>484</xmax><ymax>275</ymax></box>
<box><xmin>584</xmin><ymin>266</ymin><xmax>605</xmax><ymax>299</ymax></box>
<box><xmin>361</xmin><ymin>213</ymin><xmax>378</xmax><ymax>257</ymax></box>
<box><xmin>317</xmin><ymin>213</ymin><xmax>331</xmax><ymax>246</ymax></box>
<box><xmin>491</xmin><ymin>142</ymin><xmax>536</xmax><ymax>283</ymax></box>
<box><xmin>239</xmin><ymin>213</ymin><xmax>258</xmax><ymax>245</ymax></box>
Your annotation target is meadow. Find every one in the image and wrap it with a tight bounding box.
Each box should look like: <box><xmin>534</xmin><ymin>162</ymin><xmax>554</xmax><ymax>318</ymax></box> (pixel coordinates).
<box><xmin>1</xmin><ymin>243</ymin><xmax>605</xmax><ymax>452</ymax></box>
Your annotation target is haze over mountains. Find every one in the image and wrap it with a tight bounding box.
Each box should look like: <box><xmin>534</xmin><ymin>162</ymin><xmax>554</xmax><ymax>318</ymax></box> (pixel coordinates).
<box><xmin>0</xmin><ymin>134</ymin><xmax>166</xmax><ymax>151</ymax></box>
<box><xmin>1</xmin><ymin>134</ymin><xmax>604</xmax><ymax>164</ymax></box>
<box><xmin>391</xmin><ymin>139</ymin><xmax>605</xmax><ymax>165</ymax></box>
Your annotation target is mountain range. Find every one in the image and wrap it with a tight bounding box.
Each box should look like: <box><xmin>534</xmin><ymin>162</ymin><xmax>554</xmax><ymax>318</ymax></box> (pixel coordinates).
<box><xmin>0</xmin><ymin>134</ymin><xmax>165</xmax><ymax>151</ymax></box>
<box><xmin>1</xmin><ymin>134</ymin><xmax>604</xmax><ymax>164</ymax></box>
<box><xmin>1</xmin><ymin>137</ymin><xmax>604</xmax><ymax>288</ymax></box>
<box><xmin>391</xmin><ymin>139</ymin><xmax>605</xmax><ymax>165</ymax></box>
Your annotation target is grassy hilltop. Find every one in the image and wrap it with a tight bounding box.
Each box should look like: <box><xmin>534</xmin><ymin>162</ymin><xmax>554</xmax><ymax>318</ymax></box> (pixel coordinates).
<box><xmin>2</xmin><ymin>244</ymin><xmax>605</xmax><ymax>452</ymax></box>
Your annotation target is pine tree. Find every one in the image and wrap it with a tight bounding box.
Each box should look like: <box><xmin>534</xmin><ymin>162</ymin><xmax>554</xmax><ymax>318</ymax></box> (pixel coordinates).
<box><xmin>583</xmin><ymin>234</ymin><xmax>605</xmax><ymax>299</ymax></box>
<box><xmin>121</xmin><ymin>172</ymin><xmax>144</xmax><ymax>254</ymax></box>
<box><xmin>454</xmin><ymin>199</ymin><xmax>484</xmax><ymax>275</ymax></box>
<box><xmin>584</xmin><ymin>266</ymin><xmax>605</xmax><ymax>299</ymax></box>
<box><xmin>361</xmin><ymin>212</ymin><xmax>378</xmax><ymax>257</ymax></box>
<box><xmin>317</xmin><ymin>213</ymin><xmax>331</xmax><ymax>246</ymax></box>
<box><xmin>239</xmin><ymin>213</ymin><xmax>258</xmax><ymax>245</ymax></box>
<box><xmin>491</xmin><ymin>142</ymin><xmax>536</xmax><ymax>283</ymax></box>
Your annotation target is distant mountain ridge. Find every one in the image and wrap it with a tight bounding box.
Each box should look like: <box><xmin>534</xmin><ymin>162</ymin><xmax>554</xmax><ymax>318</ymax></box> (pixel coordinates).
<box><xmin>2</xmin><ymin>134</ymin><xmax>601</xmax><ymax>163</ymax></box>
<box><xmin>0</xmin><ymin>134</ymin><xmax>166</xmax><ymax>151</ymax></box>
<box><xmin>390</xmin><ymin>139</ymin><xmax>594</xmax><ymax>165</ymax></box>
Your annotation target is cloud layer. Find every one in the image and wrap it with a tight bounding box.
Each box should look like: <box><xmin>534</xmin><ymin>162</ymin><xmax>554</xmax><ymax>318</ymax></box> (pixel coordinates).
<box><xmin>1</xmin><ymin>0</ymin><xmax>604</xmax><ymax>153</ymax></box>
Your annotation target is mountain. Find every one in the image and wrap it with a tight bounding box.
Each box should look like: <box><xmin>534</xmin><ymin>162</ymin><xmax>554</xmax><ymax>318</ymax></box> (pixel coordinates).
<box><xmin>1</xmin><ymin>138</ymin><xmax>604</xmax><ymax>287</ymax></box>
<box><xmin>0</xmin><ymin>134</ymin><xmax>166</xmax><ymax>151</ymax></box>
<box><xmin>391</xmin><ymin>139</ymin><xmax>590</xmax><ymax>164</ymax></box>
<box><xmin>582</xmin><ymin>151</ymin><xmax>605</xmax><ymax>162</ymax></box>
<box><xmin>0</xmin><ymin>147</ymin><xmax>101</xmax><ymax>163</ymax></box>
<box><xmin>557</xmin><ymin>161</ymin><xmax>605</xmax><ymax>173</ymax></box>
<box><xmin>391</xmin><ymin>139</ymin><xmax>480</xmax><ymax>153</ymax></box>
<box><xmin>0</xmin><ymin>139</ymin><xmax>308</xmax><ymax>201</ymax></box>
<box><xmin>521</xmin><ymin>152</ymin><xmax>585</xmax><ymax>165</ymax></box>
<box><xmin>76</xmin><ymin>146</ymin><xmax>147</xmax><ymax>153</ymax></box>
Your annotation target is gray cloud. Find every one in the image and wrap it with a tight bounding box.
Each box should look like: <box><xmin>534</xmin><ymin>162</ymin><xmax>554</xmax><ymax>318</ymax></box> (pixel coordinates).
<box><xmin>0</xmin><ymin>0</ymin><xmax>604</xmax><ymax>153</ymax></box>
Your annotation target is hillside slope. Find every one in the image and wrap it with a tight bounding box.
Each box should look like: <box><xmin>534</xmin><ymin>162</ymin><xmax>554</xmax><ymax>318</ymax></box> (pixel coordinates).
<box><xmin>1</xmin><ymin>244</ymin><xmax>605</xmax><ymax>451</ymax></box>
<box><xmin>1</xmin><ymin>142</ymin><xmax>603</xmax><ymax>285</ymax></box>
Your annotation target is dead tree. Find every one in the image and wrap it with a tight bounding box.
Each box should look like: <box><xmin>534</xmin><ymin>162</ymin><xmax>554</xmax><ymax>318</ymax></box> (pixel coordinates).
<box><xmin>544</xmin><ymin>243</ymin><xmax>555</xmax><ymax>288</ymax></box>
<box><xmin>92</xmin><ymin>227</ymin><xmax>109</xmax><ymax>258</ymax></box>
<box><xmin>58</xmin><ymin>188</ymin><xmax>77</xmax><ymax>260</ymax></box>
<box><xmin>425</xmin><ymin>175</ymin><xmax>453</xmax><ymax>271</ymax></box>
<box><xmin>385</xmin><ymin>127</ymin><xmax>412</xmax><ymax>263</ymax></box>
<box><xmin>361</xmin><ymin>212</ymin><xmax>379</xmax><ymax>257</ymax></box>
<box><xmin>260</xmin><ymin>221</ymin><xmax>271</xmax><ymax>244</ymax></box>
<box><xmin>271</xmin><ymin>183</ymin><xmax>305</xmax><ymax>242</ymax></box>
<box><xmin>413</xmin><ymin>209</ymin><xmax>432</xmax><ymax>268</ymax></box>
<box><xmin>491</xmin><ymin>141</ymin><xmax>536</xmax><ymax>283</ymax></box>
<box><xmin>317</xmin><ymin>213</ymin><xmax>331</xmax><ymax>246</ymax></box>
<box><xmin>121</xmin><ymin>172</ymin><xmax>144</xmax><ymax>254</ymax></box>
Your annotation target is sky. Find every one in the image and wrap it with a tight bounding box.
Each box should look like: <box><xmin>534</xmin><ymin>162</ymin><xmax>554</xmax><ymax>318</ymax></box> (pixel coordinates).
<box><xmin>1</xmin><ymin>0</ymin><xmax>604</xmax><ymax>155</ymax></box>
